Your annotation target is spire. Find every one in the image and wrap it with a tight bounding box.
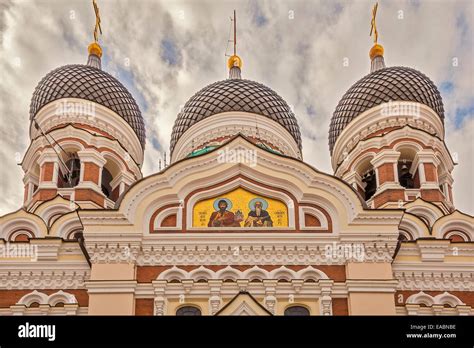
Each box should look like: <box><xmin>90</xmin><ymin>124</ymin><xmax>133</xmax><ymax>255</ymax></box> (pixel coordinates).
<box><xmin>369</xmin><ymin>2</ymin><xmax>385</xmax><ymax>72</ymax></box>
<box><xmin>87</xmin><ymin>0</ymin><xmax>103</xmax><ymax>69</ymax></box>
<box><xmin>227</xmin><ymin>10</ymin><xmax>242</xmax><ymax>79</ymax></box>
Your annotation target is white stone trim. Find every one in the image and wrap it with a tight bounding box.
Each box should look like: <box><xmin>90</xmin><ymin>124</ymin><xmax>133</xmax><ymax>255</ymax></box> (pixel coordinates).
<box><xmin>299</xmin><ymin>206</ymin><xmax>329</xmax><ymax>230</ymax></box>
<box><xmin>334</xmin><ymin>126</ymin><xmax>453</xmax><ymax>178</ymax></box>
<box><xmin>406</xmin><ymin>291</ymin><xmax>465</xmax><ymax>307</ymax></box>
<box><xmin>86</xmin><ymin>238</ymin><xmax>397</xmax><ymax>265</ymax></box>
<box><xmin>1</xmin><ymin>218</ymin><xmax>44</xmax><ymax>240</ymax></box>
<box><xmin>332</xmin><ymin>102</ymin><xmax>444</xmax><ymax>169</ymax></box>
<box><xmin>31</xmin><ymin>98</ymin><xmax>144</xmax><ymax>165</ymax></box>
<box><xmin>23</xmin><ymin>125</ymin><xmax>142</xmax><ymax>180</ymax></box>
<box><xmin>171</xmin><ymin>112</ymin><xmax>302</xmax><ymax>162</ymax></box>
<box><xmin>17</xmin><ymin>290</ymin><xmax>78</xmax><ymax>306</ymax></box>
<box><xmin>152</xmin><ymin>206</ymin><xmax>182</xmax><ymax>231</ymax></box>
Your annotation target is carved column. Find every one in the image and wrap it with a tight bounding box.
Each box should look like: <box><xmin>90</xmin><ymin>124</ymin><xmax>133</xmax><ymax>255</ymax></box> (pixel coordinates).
<box><xmin>152</xmin><ymin>280</ymin><xmax>167</xmax><ymax>316</ymax></box>
<box><xmin>208</xmin><ymin>280</ymin><xmax>223</xmax><ymax>315</ymax></box>
<box><xmin>263</xmin><ymin>279</ymin><xmax>278</xmax><ymax>314</ymax></box>
<box><xmin>319</xmin><ymin>279</ymin><xmax>334</xmax><ymax>316</ymax></box>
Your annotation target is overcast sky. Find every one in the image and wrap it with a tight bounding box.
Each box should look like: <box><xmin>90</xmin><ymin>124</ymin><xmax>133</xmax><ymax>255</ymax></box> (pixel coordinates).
<box><xmin>0</xmin><ymin>0</ymin><xmax>473</xmax><ymax>215</ymax></box>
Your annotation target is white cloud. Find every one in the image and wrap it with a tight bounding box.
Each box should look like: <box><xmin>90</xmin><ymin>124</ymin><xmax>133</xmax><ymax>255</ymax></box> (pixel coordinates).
<box><xmin>0</xmin><ymin>0</ymin><xmax>472</xmax><ymax>215</ymax></box>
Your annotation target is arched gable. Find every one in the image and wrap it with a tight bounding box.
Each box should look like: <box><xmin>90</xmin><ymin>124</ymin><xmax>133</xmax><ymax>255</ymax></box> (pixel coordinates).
<box><xmin>82</xmin><ymin>136</ymin><xmax>395</xmax><ymax>237</ymax></box>
<box><xmin>403</xmin><ymin>198</ymin><xmax>444</xmax><ymax>227</ymax></box>
<box><xmin>0</xmin><ymin>209</ymin><xmax>48</xmax><ymax>240</ymax></box>
<box><xmin>432</xmin><ymin>210</ymin><xmax>473</xmax><ymax>241</ymax></box>
<box><xmin>32</xmin><ymin>195</ymin><xmax>78</xmax><ymax>226</ymax></box>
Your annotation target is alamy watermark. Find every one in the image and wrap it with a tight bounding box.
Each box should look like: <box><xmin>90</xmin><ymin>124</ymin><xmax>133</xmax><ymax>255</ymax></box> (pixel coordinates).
<box><xmin>55</xmin><ymin>101</ymin><xmax>95</xmax><ymax>117</ymax></box>
<box><xmin>324</xmin><ymin>242</ymin><xmax>365</xmax><ymax>262</ymax></box>
<box><xmin>217</xmin><ymin>147</ymin><xmax>257</xmax><ymax>167</ymax></box>
<box><xmin>0</xmin><ymin>243</ymin><xmax>38</xmax><ymax>261</ymax></box>
<box><xmin>18</xmin><ymin>322</ymin><xmax>55</xmax><ymax>341</ymax></box>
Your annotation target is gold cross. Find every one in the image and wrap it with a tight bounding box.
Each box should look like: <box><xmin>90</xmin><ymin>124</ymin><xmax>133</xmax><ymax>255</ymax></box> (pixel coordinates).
<box><xmin>370</xmin><ymin>2</ymin><xmax>378</xmax><ymax>44</ymax></box>
<box><xmin>93</xmin><ymin>0</ymin><xmax>102</xmax><ymax>42</ymax></box>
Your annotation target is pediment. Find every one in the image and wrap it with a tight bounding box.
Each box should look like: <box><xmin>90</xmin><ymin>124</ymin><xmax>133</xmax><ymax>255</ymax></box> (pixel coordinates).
<box><xmin>215</xmin><ymin>291</ymin><xmax>272</xmax><ymax>316</ymax></box>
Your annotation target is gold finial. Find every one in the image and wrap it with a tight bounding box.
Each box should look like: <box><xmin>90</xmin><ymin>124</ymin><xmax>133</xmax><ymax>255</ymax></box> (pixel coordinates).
<box><xmin>88</xmin><ymin>0</ymin><xmax>103</xmax><ymax>58</ymax></box>
<box><xmin>227</xmin><ymin>10</ymin><xmax>242</xmax><ymax>69</ymax></box>
<box><xmin>369</xmin><ymin>2</ymin><xmax>384</xmax><ymax>60</ymax></box>
<box><xmin>88</xmin><ymin>42</ymin><xmax>103</xmax><ymax>58</ymax></box>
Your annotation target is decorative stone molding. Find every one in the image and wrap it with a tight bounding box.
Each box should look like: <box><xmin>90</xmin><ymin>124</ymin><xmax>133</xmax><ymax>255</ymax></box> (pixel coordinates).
<box><xmin>156</xmin><ymin>265</ymin><xmax>330</xmax><ymax>282</ymax></box>
<box><xmin>110</xmin><ymin>171</ymin><xmax>135</xmax><ymax>195</ymax></box>
<box><xmin>17</xmin><ymin>289</ymin><xmax>78</xmax><ymax>306</ymax></box>
<box><xmin>153</xmin><ymin>296</ymin><xmax>166</xmax><ymax>316</ymax></box>
<box><xmin>264</xmin><ymin>295</ymin><xmax>277</xmax><ymax>314</ymax></box>
<box><xmin>432</xmin><ymin>211</ymin><xmax>474</xmax><ymax>241</ymax></box>
<box><xmin>9</xmin><ymin>290</ymin><xmax>80</xmax><ymax>316</ymax></box>
<box><xmin>334</xmin><ymin>126</ymin><xmax>454</xmax><ymax>180</ymax></box>
<box><xmin>171</xmin><ymin>112</ymin><xmax>302</xmax><ymax>162</ymax></box>
<box><xmin>23</xmin><ymin>171</ymin><xmax>40</xmax><ymax>204</ymax></box>
<box><xmin>410</xmin><ymin>291</ymin><xmax>463</xmax><ymax>305</ymax></box>
<box><xmin>84</xmin><ymin>137</ymin><xmax>374</xmax><ymax>232</ymax></box>
<box><xmin>402</xmin><ymin>303</ymin><xmax>472</xmax><ymax>316</ymax></box>
<box><xmin>395</xmin><ymin>273</ymin><xmax>473</xmax><ymax>292</ymax></box>
<box><xmin>412</xmin><ymin>150</ymin><xmax>441</xmax><ymax>189</ymax></box>
<box><xmin>30</xmin><ymin>99</ymin><xmax>144</xmax><ymax>165</ymax></box>
<box><xmin>22</xmin><ymin>125</ymin><xmax>142</xmax><ymax>180</ymax></box>
<box><xmin>0</xmin><ymin>270</ymin><xmax>90</xmax><ymax>290</ymax></box>
<box><xmin>416</xmin><ymin>239</ymin><xmax>451</xmax><ymax>262</ymax></box>
<box><xmin>332</xmin><ymin>103</ymin><xmax>445</xmax><ymax>170</ymax></box>
<box><xmin>319</xmin><ymin>279</ymin><xmax>334</xmax><ymax>315</ymax></box>
<box><xmin>86</xmin><ymin>240</ymin><xmax>397</xmax><ymax>265</ymax></box>
<box><xmin>299</xmin><ymin>206</ymin><xmax>329</xmax><ymax>230</ymax></box>
<box><xmin>0</xmin><ymin>210</ymin><xmax>47</xmax><ymax>240</ymax></box>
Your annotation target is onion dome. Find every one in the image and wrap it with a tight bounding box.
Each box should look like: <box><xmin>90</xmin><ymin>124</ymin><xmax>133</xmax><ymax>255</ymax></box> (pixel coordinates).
<box><xmin>329</xmin><ymin>53</ymin><xmax>444</xmax><ymax>154</ymax></box>
<box><xmin>170</xmin><ymin>10</ymin><xmax>301</xmax><ymax>157</ymax></box>
<box><xmin>169</xmin><ymin>78</ymin><xmax>302</xmax><ymax>155</ymax></box>
<box><xmin>29</xmin><ymin>43</ymin><xmax>146</xmax><ymax>148</ymax></box>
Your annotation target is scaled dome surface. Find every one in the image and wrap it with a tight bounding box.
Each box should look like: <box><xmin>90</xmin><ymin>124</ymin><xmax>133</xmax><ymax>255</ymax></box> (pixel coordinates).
<box><xmin>329</xmin><ymin>66</ymin><xmax>444</xmax><ymax>153</ymax></box>
<box><xmin>170</xmin><ymin>78</ymin><xmax>302</xmax><ymax>154</ymax></box>
<box><xmin>30</xmin><ymin>64</ymin><xmax>146</xmax><ymax>148</ymax></box>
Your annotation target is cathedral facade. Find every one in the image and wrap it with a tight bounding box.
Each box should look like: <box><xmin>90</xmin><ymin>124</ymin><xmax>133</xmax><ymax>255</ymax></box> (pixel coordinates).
<box><xmin>0</xmin><ymin>6</ymin><xmax>473</xmax><ymax>317</ymax></box>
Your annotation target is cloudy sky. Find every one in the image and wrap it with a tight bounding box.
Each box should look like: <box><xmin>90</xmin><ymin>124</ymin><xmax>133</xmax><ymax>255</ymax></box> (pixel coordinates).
<box><xmin>0</xmin><ymin>0</ymin><xmax>473</xmax><ymax>215</ymax></box>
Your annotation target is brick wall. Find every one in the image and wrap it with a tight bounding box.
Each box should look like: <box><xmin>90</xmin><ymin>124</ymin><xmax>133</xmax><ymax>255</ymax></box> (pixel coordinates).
<box><xmin>82</xmin><ymin>162</ymin><xmax>100</xmax><ymax>184</ymax></box>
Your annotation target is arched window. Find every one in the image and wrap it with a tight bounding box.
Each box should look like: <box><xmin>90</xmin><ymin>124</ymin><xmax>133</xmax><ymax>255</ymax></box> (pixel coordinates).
<box><xmin>362</xmin><ymin>169</ymin><xmax>377</xmax><ymax>200</ymax></box>
<box><xmin>101</xmin><ymin>166</ymin><xmax>113</xmax><ymax>198</ymax></box>
<box><xmin>176</xmin><ymin>306</ymin><xmax>201</xmax><ymax>316</ymax></box>
<box><xmin>101</xmin><ymin>158</ymin><xmax>122</xmax><ymax>201</ymax></box>
<box><xmin>284</xmin><ymin>306</ymin><xmax>310</xmax><ymax>316</ymax></box>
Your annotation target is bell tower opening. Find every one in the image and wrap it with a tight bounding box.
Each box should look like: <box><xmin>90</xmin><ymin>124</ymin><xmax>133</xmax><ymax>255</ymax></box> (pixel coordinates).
<box><xmin>101</xmin><ymin>158</ymin><xmax>123</xmax><ymax>202</ymax></box>
<box><xmin>58</xmin><ymin>155</ymin><xmax>81</xmax><ymax>188</ymax></box>
<box><xmin>356</xmin><ymin>158</ymin><xmax>377</xmax><ymax>201</ymax></box>
<box><xmin>397</xmin><ymin>147</ymin><xmax>419</xmax><ymax>190</ymax></box>
<box><xmin>362</xmin><ymin>169</ymin><xmax>377</xmax><ymax>200</ymax></box>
